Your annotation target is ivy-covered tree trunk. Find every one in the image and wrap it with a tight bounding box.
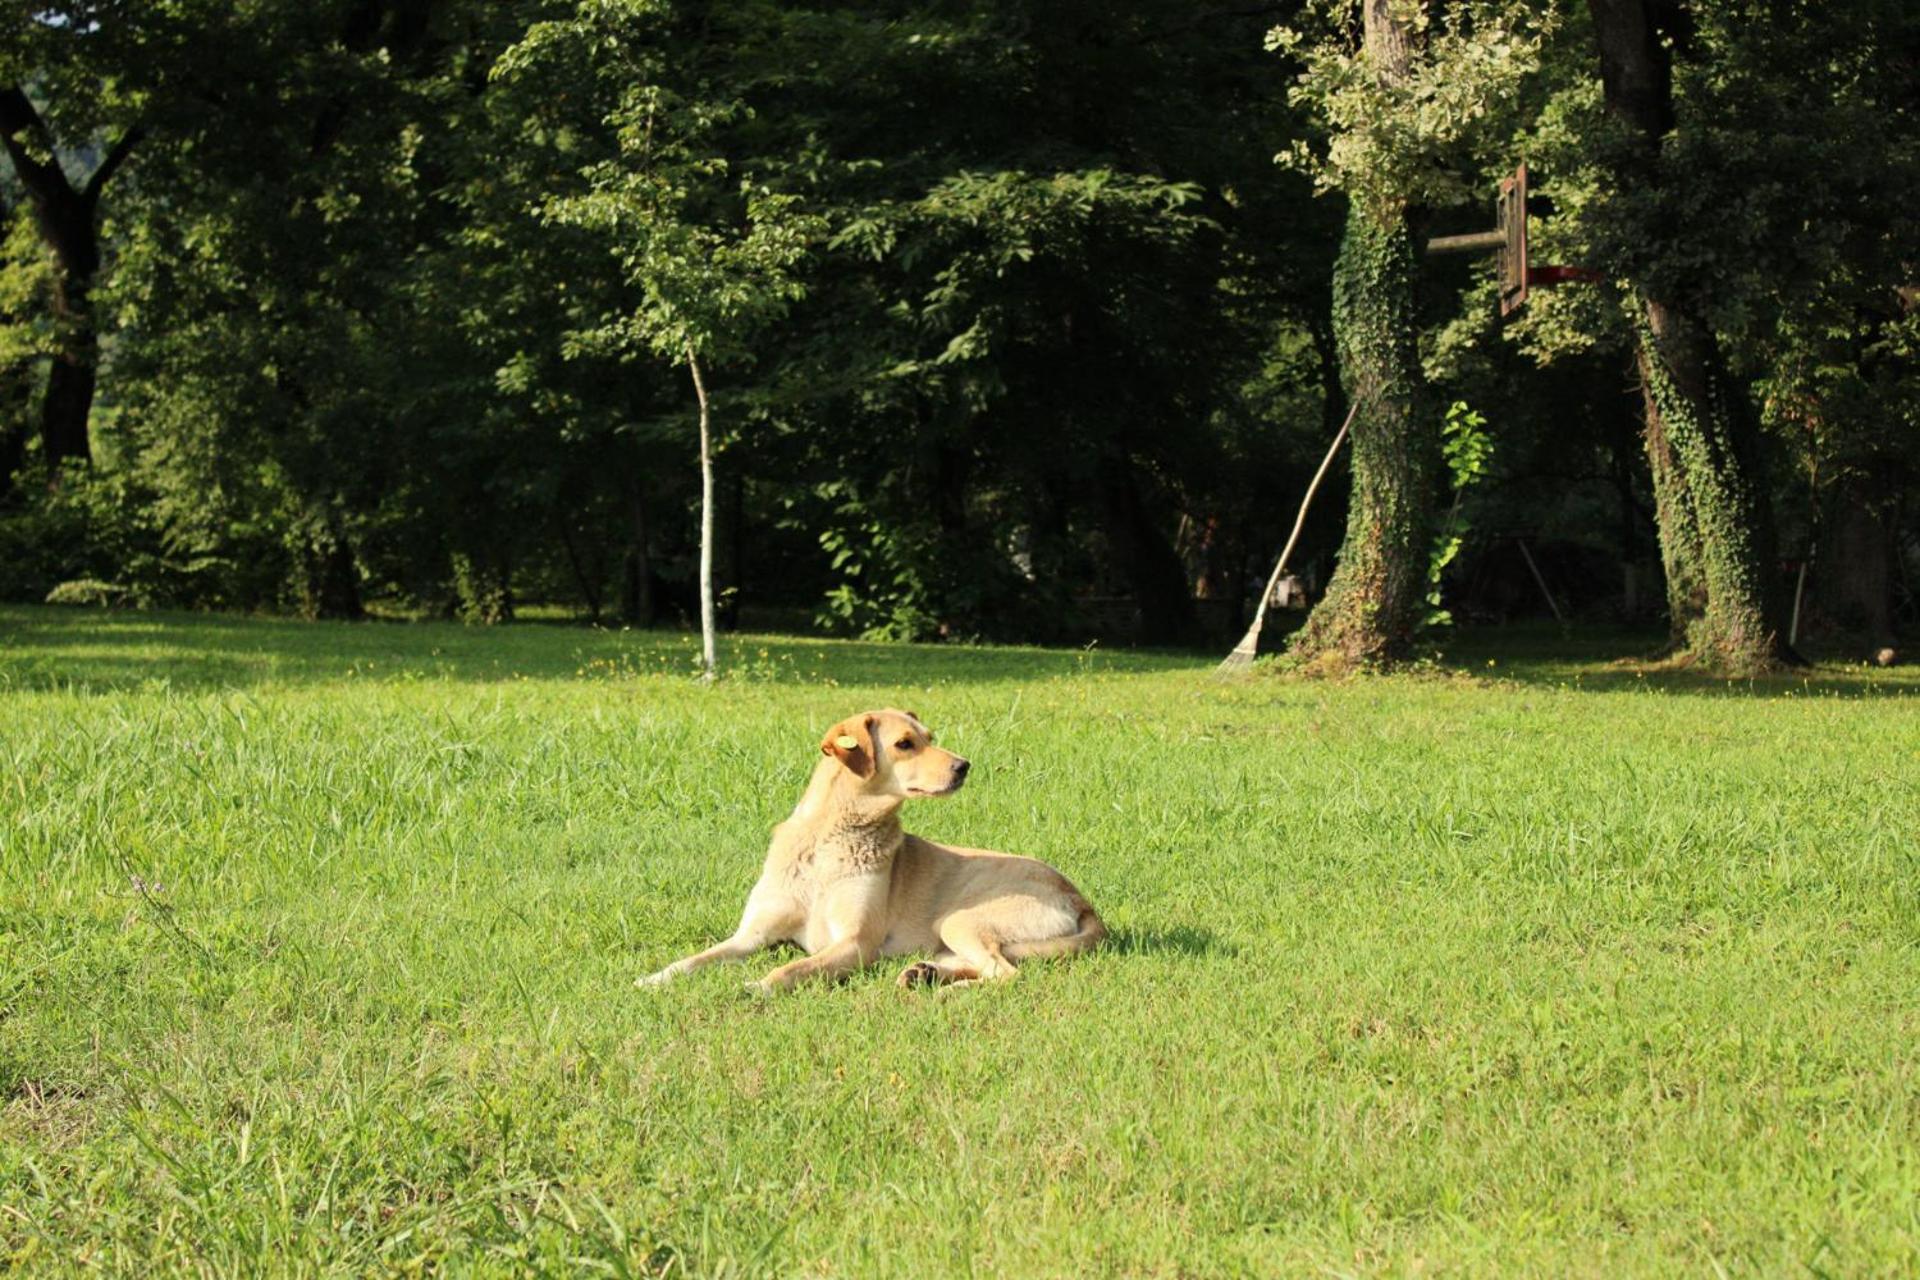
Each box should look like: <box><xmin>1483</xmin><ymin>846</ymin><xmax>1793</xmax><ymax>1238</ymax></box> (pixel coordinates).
<box><xmin>1288</xmin><ymin>204</ymin><xmax>1435</xmax><ymax>668</ymax></box>
<box><xmin>1634</xmin><ymin>361</ymin><xmax>1707</xmax><ymax>647</ymax></box>
<box><xmin>1589</xmin><ymin>0</ymin><xmax>1795</xmax><ymax>673</ymax></box>
<box><xmin>1286</xmin><ymin>0</ymin><xmax>1435</xmax><ymax>671</ymax></box>
<box><xmin>1633</xmin><ymin>303</ymin><xmax>1790</xmax><ymax>670</ymax></box>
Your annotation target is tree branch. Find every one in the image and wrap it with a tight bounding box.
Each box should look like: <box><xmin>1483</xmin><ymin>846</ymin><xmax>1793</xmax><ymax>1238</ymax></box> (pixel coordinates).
<box><xmin>0</xmin><ymin>86</ymin><xmax>47</xmax><ymax>143</ymax></box>
<box><xmin>83</xmin><ymin>125</ymin><xmax>145</xmax><ymax>202</ymax></box>
<box><xmin>0</xmin><ymin>85</ymin><xmax>65</xmax><ymax>190</ymax></box>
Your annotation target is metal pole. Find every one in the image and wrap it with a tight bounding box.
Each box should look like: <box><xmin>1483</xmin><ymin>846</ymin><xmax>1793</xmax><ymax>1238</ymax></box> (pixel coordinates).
<box><xmin>1426</xmin><ymin>229</ymin><xmax>1507</xmax><ymax>255</ymax></box>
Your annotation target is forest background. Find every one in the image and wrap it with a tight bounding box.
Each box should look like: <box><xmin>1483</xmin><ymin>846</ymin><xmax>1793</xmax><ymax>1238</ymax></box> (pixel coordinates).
<box><xmin>1</xmin><ymin>0</ymin><xmax>1914</xmax><ymax>673</ymax></box>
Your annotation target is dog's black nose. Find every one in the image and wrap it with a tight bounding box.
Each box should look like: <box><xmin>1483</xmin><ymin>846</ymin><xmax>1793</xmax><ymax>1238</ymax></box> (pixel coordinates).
<box><xmin>953</xmin><ymin>758</ymin><xmax>971</xmax><ymax>779</ymax></box>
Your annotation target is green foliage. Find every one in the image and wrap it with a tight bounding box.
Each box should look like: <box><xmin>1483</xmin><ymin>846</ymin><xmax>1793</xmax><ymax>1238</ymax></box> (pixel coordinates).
<box><xmin>816</xmin><ymin>515</ymin><xmax>940</xmax><ymax>642</ymax></box>
<box><xmin>1442</xmin><ymin>398</ymin><xmax>1494</xmax><ymax>491</ymax></box>
<box><xmin>0</xmin><ymin>459</ymin><xmax>208</xmax><ymax>608</ymax></box>
<box><xmin>41</xmin><ymin>576</ymin><xmax>129</xmax><ymax>606</ymax></box>
<box><xmin>1424</xmin><ymin>399</ymin><xmax>1493</xmax><ymax>629</ymax></box>
<box><xmin>0</xmin><ymin>0</ymin><xmax>1915</xmax><ymax>655</ymax></box>
<box><xmin>495</xmin><ymin>0</ymin><xmax>832</xmax><ymax>377</ymax></box>
<box><xmin>1268</xmin><ymin>0</ymin><xmax>1556</xmax><ymax>215</ymax></box>
<box><xmin>0</xmin><ymin>209</ymin><xmax>48</xmax><ymax>368</ymax></box>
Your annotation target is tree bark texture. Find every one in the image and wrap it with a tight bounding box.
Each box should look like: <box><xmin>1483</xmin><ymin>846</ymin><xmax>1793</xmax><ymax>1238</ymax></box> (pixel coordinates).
<box><xmin>1634</xmin><ymin>352</ymin><xmax>1707</xmax><ymax>647</ymax></box>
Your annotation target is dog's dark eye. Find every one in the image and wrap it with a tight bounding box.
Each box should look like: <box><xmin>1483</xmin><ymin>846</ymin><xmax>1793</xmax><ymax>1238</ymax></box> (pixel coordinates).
<box><xmin>896</xmin><ymin>738</ymin><xmax>914</xmax><ymax>751</ymax></box>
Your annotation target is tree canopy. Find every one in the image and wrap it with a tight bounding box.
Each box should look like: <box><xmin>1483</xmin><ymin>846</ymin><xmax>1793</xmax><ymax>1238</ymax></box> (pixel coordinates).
<box><xmin>2</xmin><ymin>0</ymin><xmax>1914</xmax><ymax>668</ymax></box>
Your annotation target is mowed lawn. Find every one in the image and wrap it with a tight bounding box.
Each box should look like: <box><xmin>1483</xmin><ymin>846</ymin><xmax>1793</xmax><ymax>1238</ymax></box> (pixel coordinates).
<box><xmin>3</xmin><ymin>606</ymin><xmax>1917</xmax><ymax>1277</ymax></box>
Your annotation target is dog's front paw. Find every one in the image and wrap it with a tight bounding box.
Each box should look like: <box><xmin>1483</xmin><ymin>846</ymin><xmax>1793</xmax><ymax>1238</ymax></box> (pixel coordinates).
<box><xmin>742</xmin><ymin>980</ymin><xmax>775</xmax><ymax>1001</ymax></box>
<box><xmin>635</xmin><ymin>969</ymin><xmax>673</xmax><ymax>988</ymax></box>
<box><xmin>897</xmin><ymin>961</ymin><xmax>942</xmax><ymax>989</ymax></box>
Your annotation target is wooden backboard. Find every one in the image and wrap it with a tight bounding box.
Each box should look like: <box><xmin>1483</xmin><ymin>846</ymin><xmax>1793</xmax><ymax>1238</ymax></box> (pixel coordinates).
<box><xmin>1497</xmin><ymin>164</ymin><xmax>1529</xmax><ymax>316</ymax></box>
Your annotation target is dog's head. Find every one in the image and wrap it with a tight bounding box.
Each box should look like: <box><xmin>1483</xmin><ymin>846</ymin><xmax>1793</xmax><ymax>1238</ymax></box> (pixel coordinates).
<box><xmin>820</xmin><ymin>709</ymin><xmax>970</xmax><ymax>798</ymax></box>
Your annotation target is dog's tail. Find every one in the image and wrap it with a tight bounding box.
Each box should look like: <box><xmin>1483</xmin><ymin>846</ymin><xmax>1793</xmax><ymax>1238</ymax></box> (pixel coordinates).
<box><xmin>1003</xmin><ymin>902</ymin><xmax>1107</xmax><ymax>962</ymax></box>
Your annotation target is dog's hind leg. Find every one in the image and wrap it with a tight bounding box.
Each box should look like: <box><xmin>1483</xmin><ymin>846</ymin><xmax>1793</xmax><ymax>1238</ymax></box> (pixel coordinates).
<box><xmin>895</xmin><ymin>952</ymin><xmax>981</xmax><ymax>989</ymax></box>
<box><xmin>922</xmin><ymin>899</ymin><xmax>1104</xmax><ymax>988</ymax></box>
<box><xmin>935</xmin><ymin>913</ymin><xmax>1019</xmax><ymax>983</ymax></box>
<box><xmin>1002</xmin><ymin>904</ymin><xmax>1106</xmax><ymax>962</ymax></box>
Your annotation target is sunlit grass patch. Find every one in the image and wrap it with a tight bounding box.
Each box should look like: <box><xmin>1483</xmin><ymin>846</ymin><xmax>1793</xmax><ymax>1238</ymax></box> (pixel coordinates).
<box><xmin>2</xmin><ymin>607</ymin><xmax>1916</xmax><ymax>1276</ymax></box>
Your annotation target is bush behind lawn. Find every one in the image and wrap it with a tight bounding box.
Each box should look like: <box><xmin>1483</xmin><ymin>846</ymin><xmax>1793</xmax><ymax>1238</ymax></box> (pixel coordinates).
<box><xmin>2</xmin><ymin>606</ymin><xmax>1917</xmax><ymax>1276</ymax></box>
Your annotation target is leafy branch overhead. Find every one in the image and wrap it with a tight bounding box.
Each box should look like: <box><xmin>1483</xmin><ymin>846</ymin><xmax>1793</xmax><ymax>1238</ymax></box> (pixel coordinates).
<box><xmin>1269</xmin><ymin>0</ymin><xmax>1557</xmax><ymax>214</ymax></box>
<box><xmin>496</xmin><ymin>9</ymin><xmax>827</xmax><ymax>370</ymax></box>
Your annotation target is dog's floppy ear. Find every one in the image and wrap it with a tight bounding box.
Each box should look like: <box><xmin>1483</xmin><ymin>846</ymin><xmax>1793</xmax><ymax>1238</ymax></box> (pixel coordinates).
<box><xmin>820</xmin><ymin>714</ymin><xmax>878</xmax><ymax>778</ymax></box>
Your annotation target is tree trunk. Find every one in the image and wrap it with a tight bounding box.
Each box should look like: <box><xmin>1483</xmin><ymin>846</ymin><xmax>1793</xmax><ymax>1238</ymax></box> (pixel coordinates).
<box><xmin>1587</xmin><ymin>0</ymin><xmax>1795</xmax><ymax>673</ymax></box>
<box><xmin>1096</xmin><ymin>451</ymin><xmax>1200</xmax><ymax>645</ymax></box>
<box><xmin>1289</xmin><ymin>204</ymin><xmax>1434</xmax><ymax>668</ymax></box>
<box><xmin>1</xmin><ymin>88</ymin><xmax>140</xmax><ymax>471</ymax></box>
<box><xmin>1817</xmin><ymin>477</ymin><xmax>1896</xmax><ymax>650</ymax></box>
<box><xmin>1287</xmin><ymin>0</ymin><xmax>1434</xmax><ymax>671</ymax></box>
<box><xmin>622</xmin><ymin>472</ymin><xmax>655</xmax><ymax>625</ymax></box>
<box><xmin>40</xmin><ymin>273</ymin><xmax>99</xmax><ymax>465</ymax></box>
<box><xmin>1634</xmin><ymin>357</ymin><xmax>1707</xmax><ymax>646</ymax></box>
<box><xmin>687</xmin><ymin>345</ymin><xmax>716</xmax><ymax>681</ymax></box>
<box><xmin>1633</xmin><ymin>304</ymin><xmax>1790</xmax><ymax>670</ymax></box>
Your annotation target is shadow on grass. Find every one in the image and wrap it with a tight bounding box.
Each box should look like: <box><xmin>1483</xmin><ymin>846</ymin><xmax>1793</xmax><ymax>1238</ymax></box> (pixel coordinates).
<box><xmin>1105</xmin><ymin>924</ymin><xmax>1235</xmax><ymax>959</ymax></box>
<box><xmin>4</xmin><ymin>607</ymin><xmax>1909</xmax><ymax>700</ymax></box>
<box><xmin>0</xmin><ymin>605</ymin><xmax>1211</xmax><ymax>695</ymax></box>
<box><xmin>1437</xmin><ymin>623</ymin><xmax>1918</xmax><ymax>701</ymax></box>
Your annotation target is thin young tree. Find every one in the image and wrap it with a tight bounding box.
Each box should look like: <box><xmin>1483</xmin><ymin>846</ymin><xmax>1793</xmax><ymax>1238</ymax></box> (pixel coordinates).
<box><xmin>500</xmin><ymin>3</ymin><xmax>822</xmax><ymax>680</ymax></box>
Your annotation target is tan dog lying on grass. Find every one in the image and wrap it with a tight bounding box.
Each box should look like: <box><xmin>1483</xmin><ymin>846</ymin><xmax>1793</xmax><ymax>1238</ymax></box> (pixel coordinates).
<box><xmin>638</xmin><ymin>709</ymin><xmax>1105</xmax><ymax>994</ymax></box>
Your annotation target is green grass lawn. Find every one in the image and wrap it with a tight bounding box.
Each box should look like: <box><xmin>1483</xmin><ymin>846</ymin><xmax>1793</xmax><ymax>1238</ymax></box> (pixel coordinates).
<box><xmin>3</xmin><ymin>605</ymin><xmax>1917</xmax><ymax>1277</ymax></box>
